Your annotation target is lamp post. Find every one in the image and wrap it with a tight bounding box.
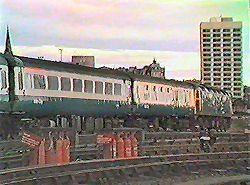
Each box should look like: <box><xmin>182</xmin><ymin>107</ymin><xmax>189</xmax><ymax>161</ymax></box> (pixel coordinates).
<box><xmin>59</xmin><ymin>49</ymin><xmax>63</xmax><ymax>62</ymax></box>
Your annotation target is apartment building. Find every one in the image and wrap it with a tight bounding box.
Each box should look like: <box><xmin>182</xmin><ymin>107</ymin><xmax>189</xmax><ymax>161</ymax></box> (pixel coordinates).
<box><xmin>200</xmin><ymin>17</ymin><xmax>243</xmax><ymax>99</ymax></box>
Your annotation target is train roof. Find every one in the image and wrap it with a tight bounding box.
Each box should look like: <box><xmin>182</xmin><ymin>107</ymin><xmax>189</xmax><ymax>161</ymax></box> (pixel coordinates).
<box><xmin>186</xmin><ymin>81</ymin><xmax>230</xmax><ymax>95</ymax></box>
<box><xmin>129</xmin><ymin>73</ymin><xmax>193</xmax><ymax>88</ymax></box>
<box><xmin>16</xmin><ymin>55</ymin><xmax>131</xmax><ymax>80</ymax></box>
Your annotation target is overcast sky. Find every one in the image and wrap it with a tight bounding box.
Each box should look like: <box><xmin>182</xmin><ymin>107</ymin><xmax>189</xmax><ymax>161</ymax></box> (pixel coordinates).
<box><xmin>0</xmin><ymin>0</ymin><xmax>249</xmax><ymax>84</ymax></box>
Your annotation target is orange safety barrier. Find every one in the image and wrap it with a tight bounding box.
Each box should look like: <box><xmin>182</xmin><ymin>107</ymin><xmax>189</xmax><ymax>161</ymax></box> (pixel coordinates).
<box><xmin>29</xmin><ymin>148</ymin><xmax>38</xmax><ymax>166</ymax></box>
<box><xmin>62</xmin><ymin>137</ymin><xmax>71</xmax><ymax>164</ymax></box>
<box><xmin>131</xmin><ymin>132</ymin><xmax>138</xmax><ymax>157</ymax></box>
<box><xmin>45</xmin><ymin>136</ymin><xmax>56</xmax><ymax>165</ymax></box>
<box><xmin>112</xmin><ymin>137</ymin><xmax>117</xmax><ymax>159</ymax></box>
<box><xmin>38</xmin><ymin>139</ymin><xmax>46</xmax><ymax>165</ymax></box>
<box><xmin>124</xmin><ymin>132</ymin><xmax>132</xmax><ymax>158</ymax></box>
<box><xmin>116</xmin><ymin>133</ymin><xmax>125</xmax><ymax>158</ymax></box>
<box><xmin>56</xmin><ymin>137</ymin><xmax>63</xmax><ymax>165</ymax></box>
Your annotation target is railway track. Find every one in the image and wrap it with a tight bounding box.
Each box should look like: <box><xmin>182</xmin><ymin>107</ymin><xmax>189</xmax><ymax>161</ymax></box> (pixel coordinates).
<box><xmin>0</xmin><ymin>151</ymin><xmax>249</xmax><ymax>185</ymax></box>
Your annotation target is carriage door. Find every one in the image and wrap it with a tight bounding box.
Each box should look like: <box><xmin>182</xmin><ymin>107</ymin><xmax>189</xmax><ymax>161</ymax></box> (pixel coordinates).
<box><xmin>195</xmin><ymin>90</ymin><xmax>202</xmax><ymax>113</ymax></box>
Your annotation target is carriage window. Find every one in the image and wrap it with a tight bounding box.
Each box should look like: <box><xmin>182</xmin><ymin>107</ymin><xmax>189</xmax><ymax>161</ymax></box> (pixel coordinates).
<box><xmin>48</xmin><ymin>76</ymin><xmax>59</xmax><ymax>90</ymax></box>
<box><xmin>24</xmin><ymin>73</ymin><xmax>32</xmax><ymax>89</ymax></box>
<box><xmin>95</xmin><ymin>81</ymin><xmax>103</xmax><ymax>94</ymax></box>
<box><xmin>105</xmin><ymin>82</ymin><xmax>113</xmax><ymax>95</ymax></box>
<box><xmin>73</xmin><ymin>79</ymin><xmax>82</xmax><ymax>92</ymax></box>
<box><xmin>114</xmin><ymin>83</ymin><xmax>122</xmax><ymax>95</ymax></box>
<box><xmin>61</xmin><ymin>77</ymin><xmax>71</xmax><ymax>91</ymax></box>
<box><xmin>153</xmin><ymin>86</ymin><xmax>156</xmax><ymax>92</ymax></box>
<box><xmin>160</xmin><ymin>87</ymin><xmax>163</xmax><ymax>92</ymax></box>
<box><xmin>1</xmin><ymin>70</ymin><xmax>7</xmax><ymax>89</ymax></box>
<box><xmin>34</xmin><ymin>74</ymin><xmax>46</xmax><ymax>89</ymax></box>
<box><xmin>84</xmin><ymin>80</ymin><xmax>93</xmax><ymax>93</ymax></box>
<box><xmin>18</xmin><ymin>72</ymin><xmax>23</xmax><ymax>90</ymax></box>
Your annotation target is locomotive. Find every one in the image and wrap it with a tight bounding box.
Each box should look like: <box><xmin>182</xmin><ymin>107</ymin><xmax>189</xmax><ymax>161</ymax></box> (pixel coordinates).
<box><xmin>0</xmin><ymin>29</ymin><xmax>232</xmax><ymax>137</ymax></box>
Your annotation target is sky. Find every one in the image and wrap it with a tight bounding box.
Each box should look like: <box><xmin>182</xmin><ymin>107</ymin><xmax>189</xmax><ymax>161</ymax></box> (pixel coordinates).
<box><xmin>0</xmin><ymin>0</ymin><xmax>249</xmax><ymax>85</ymax></box>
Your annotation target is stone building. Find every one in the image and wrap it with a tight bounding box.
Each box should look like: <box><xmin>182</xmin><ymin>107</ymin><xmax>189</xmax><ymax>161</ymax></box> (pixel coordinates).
<box><xmin>72</xmin><ymin>56</ymin><xmax>95</xmax><ymax>67</ymax></box>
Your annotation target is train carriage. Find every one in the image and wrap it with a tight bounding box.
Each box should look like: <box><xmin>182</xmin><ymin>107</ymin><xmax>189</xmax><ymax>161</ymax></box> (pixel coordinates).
<box><xmin>0</xmin><ymin>53</ymin><xmax>10</xmax><ymax>113</ymax></box>
<box><xmin>130</xmin><ymin>74</ymin><xmax>196</xmax><ymax>117</ymax></box>
<box><xmin>12</xmin><ymin>56</ymin><xmax>132</xmax><ymax>118</ymax></box>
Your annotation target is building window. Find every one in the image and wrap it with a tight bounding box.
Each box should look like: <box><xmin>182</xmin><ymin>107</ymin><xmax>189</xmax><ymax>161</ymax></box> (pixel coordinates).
<box><xmin>203</xmin><ymin>44</ymin><xmax>210</xmax><ymax>47</ymax></box>
<box><xmin>114</xmin><ymin>83</ymin><xmax>122</xmax><ymax>95</ymax></box>
<box><xmin>234</xmin><ymin>88</ymin><xmax>241</xmax><ymax>91</ymax></box>
<box><xmin>233</xmin><ymin>63</ymin><xmax>241</xmax><ymax>67</ymax></box>
<box><xmin>48</xmin><ymin>76</ymin><xmax>59</xmax><ymax>90</ymax></box>
<box><xmin>233</xmin><ymin>28</ymin><xmax>241</xmax><ymax>32</ymax></box>
<box><xmin>214</xmin><ymin>73</ymin><xmax>221</xmax><ymax>76</ymax></box>
<box><xmin>95</xmin><ymin>81</ymin><xmax>103</xmax><ymax>94</ymax></box>
<box><xmin>203</xmin><ymin>39</ymin><xmax>210</xmax><ymax>42</ymax></box>
<box><xmin>224</xmin><ymin>58</ymin><xmax>231</xmax><ymax>61</ymax></box>
<box><xmin>214</xmin><ymin>78</ymin><xmax>220</xmax><ymax>81</ymax></box>
<box><xmin>214</xmin><ymin>53</ymin><xmax>221</xmax><ymax>57</ymax></box>
<box><xmin>213</xmin><ymin>48</ymin><xmax>220</xmax><ymax>52</ymax></box>
<box><xmin>234</xmin><ymin>82</ymin><xmax>241</xmax><ymax>86</ymax></box>
<box><xmin>214</xmin><ymin>63</ymin><xmax>221</xmax><ymax>67</ymax></box>
<box><xmin>213</xmin><ymin>34</ymin><xmax>220</xmax><ymax>37</ymax></box>
<box><xmin>203</xmin><ymin>29</ymin><xmax>210</xmax><ymax>32</ymax></box>
<box><xmin>223</xmin><ymin>39</ymin><xmax>231</xmax><ymax>42</ymax></box>
<box><xmin>203</xmin><ymin>48</ymin><xmax>211</xmax><ymax>52</ymax></box>
<box><xmin>223</xmin><ymin>29</ymin><xmax>230</xmax><ymax>32</ymax></box>
<box><xmin>73</xmin><ymin>79</ymin><xmax>82</xmax><ymax>92</ymax></box>
<box><xmin>233</xmin><ymin>58</ymin><xmax>241</xmax><ymax>61</ymax></box>
<box><xmin>203</xmin><ymin>53</ymin><xmax>210</xmax><ymax>56</ymax></box>
<box><xmin>233</xmin><ymin>34</ymin><xmax>241</xmax><ymax>37</ymax></box>
<box><xmin>223</xmin><ymin>43</ymin><xmax>231</xmax><ymax>47</ymax></box>
<box><xmin>105</xmin><ymin>82</ymin><xmax>113</xmax><ymax>95</ymax></box>
<box><xmin>234</xmin><ymin>53</ymin><xmax>241</xmax><ymax>56</ymax></box>
<box><xmin>0</xmin><ymin>70</ymin><xmax>7</xmax><ymax>90</ymax></box>
<box><xmin>223</xmin><ymin>49</ymin><xmax>231</xmax><ymax>52</ymax></box>
<box><xmin>233</xmin><ymin>38</ymin><xmax>241</xmax><ymax>42</ymax></box>
<box><xmin>213</xmin><ymin>39</ymin><xmax>220</xmax><ymax>42</ymax></box>
<box><xmin>203</xmin><ymin>34</ymin><xmax>210</xmax><ymax>37</ymax></box>
<box><xmin>224</xmin><ymin>63</ymin><xmax>231</xmax><ymax>67</ymax></box>
<box><xmin>204</xmin><ymin>63</ymin><xmax>210</xmax><ymax>67</ymax></box>
<box><xmin>213</xmin><ymin>44</ymin><xmax>220</xmax><ymax>47</ymax></box>
<box><xmin>233</xmin><ymin>48</ymin><xmax>241</xmax><ymax>52</ymax></box>
<box><xmin>224</xmin><ymin>83</ymin><xmax>231</xmax><ymax>86</ymax></box>
<box><xmin>146</xmin><ymin>85</ymin><xmax>149</xmax><ymax>91</ymax></box>
<box><xmin>233</xmin><ymin>73</ymin><xmax>241</xmax><ymax>76</ymax></box>
<box><xmin>61</xmin><ymin>77</ymin><xmax>71</xmax><ymax>91</ymax></box>
<box><xmin>204</xmin><ymin>73</ymin><xmax>210</xmax><ymax>76</ymax></box>
<box><xmin>223</xmin><ymin>73</ymin><xmax>231</xmax><ymax>76</ymax></box>
<box><xmin>234</xmin><ymin>78</ymin><xmax>241</xmax><ymax>81</ymax></box>
<box><xmin>213</xmin><ymin>29</ymin><xmax>220</xmax><ymax>32</ymax></box>
<box><xmin>204</xmin><ymin>78</ymin><xmax>211</xmax><ymax>81</ymax></box>
<box><xmin>234</xmin><ymin>93</ymin><xmax>241</xmax><ymax>96</ymax></box>
<box><xmin>34</xmin><ymin>74</ymin><xmax>46</xmax><ymax>89</ymax></box>
<box><xmin>224</xmin><ymin>78</ymin><xmax>231</xmax><ymax>81</ymax></box>
<box><xmin>233</xmin><ymin>43</ymin><xmax>241</xmax><ymax>47</ymax></box>
<box><xmin>223</xmin><ymin>34</ymin><xmax>231</xmax><ymax>37</ymax></box>
<box><xmin>214</xmin><ymin>58</ymin><xmax>221</xmax><ymax>61</ymax></box>
<box><xmin>204</xmin><ymin>58</ymin><xmax>211</xmax><ymax>61</ymax></box>
<box><xmin>214</xmin><ymin>83</ymin><xmax>221</xmax><ymax>86</ymax></box>
<box><xmin>213</xmin><ymin>68</ymin><xmax>221</xmax><ymax>71</ymax></box>
<box><xmin>224</xmin><ymin>68</ymin><xmax>231</xmax><ymax>71</ymax></box>
<box><xmin>204</xmin><ymin>68</ymin><xmax>210</xmax><ymax>71</ymax></box>
<box><xmin>84</xmin><ymin>80</ymin><xmax>93</xmax><ymax>93</ymax></box>
<box><xmin>223</xmin><ymin>53</ymin><xmax>231</xmax><ymax>56</ymax></box>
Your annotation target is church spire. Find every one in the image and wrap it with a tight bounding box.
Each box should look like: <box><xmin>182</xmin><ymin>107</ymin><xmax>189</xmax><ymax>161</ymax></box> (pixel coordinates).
<box><xmin>4</xmin><ymin>26</ymin><xmax>13</xmax><ymax>56</ymax></box>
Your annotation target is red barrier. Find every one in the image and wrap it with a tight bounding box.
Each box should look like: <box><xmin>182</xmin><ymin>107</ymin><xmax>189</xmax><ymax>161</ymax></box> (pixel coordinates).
<box><xmin>124</xmin><ymin>132</ymin><xmax>132</xmax><ymax>158</ymax></box>
<box><xmin>56</xmin><ymin>138</ymin><xmax>63</xmax><ymax>165</ymax></box>
<box><xmin>62</xmin><ymin>137</ymin><xmax>70</xmax><ymax>164</ymax></box>
<box><xmin>116</xmin><ymin>133</ymin><xmax>125</xmax><ymax>158</ymax></box>
<box><xmin>38</xmin><ymin>139</ymin><xmax>46</xmax><ymax>165</ymax></box>
<box><xmin>29</xmin><ymin>148</ymin><xmax>38</xmax><ymax>166</ymax></box>
<box><xmin>131</xmin><ymin>132</ymin><xmax>138</xmax><ymax>157</ymax></box>
<box><xmin>112</xmin><ymin>137</ymin><xmax>117</xmax><ymax>159</ymax></box>
<box><xmin>45</xmin><ymin>138</ymin><xmax>56</xmax><ymax>165</ymax></box>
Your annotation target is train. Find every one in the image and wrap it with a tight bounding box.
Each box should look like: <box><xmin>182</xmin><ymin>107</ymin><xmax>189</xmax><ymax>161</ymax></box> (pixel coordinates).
<box><xmin>0</xmin><ymin>29</ymin><xmax>233</xmax><ymax>137</ymax></box>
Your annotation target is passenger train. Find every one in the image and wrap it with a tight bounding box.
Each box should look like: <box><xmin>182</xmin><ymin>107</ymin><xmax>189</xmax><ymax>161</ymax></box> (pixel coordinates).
<box><xmin>0</xmin><ymin>29</ymin><xmax>233</xmax><ymax>137</ymax></box>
